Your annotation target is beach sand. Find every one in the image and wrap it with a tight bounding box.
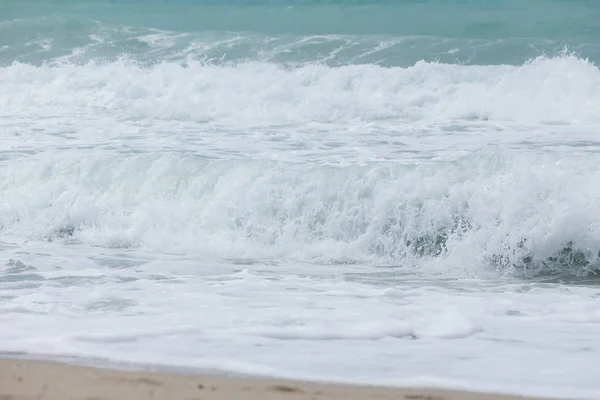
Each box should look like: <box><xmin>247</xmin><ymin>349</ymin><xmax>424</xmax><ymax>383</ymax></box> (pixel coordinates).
<box><xmin>0</xmin><ymin>358</ymin><xmax>544</xmax><ymax>400</ymax></box>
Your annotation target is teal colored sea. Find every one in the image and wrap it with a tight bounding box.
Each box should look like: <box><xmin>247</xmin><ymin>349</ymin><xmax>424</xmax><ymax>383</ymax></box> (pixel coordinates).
<box><xmin>2</xmin><ymin>0</ymin><xmax>600</xmax><ymax>66</ymax></box>
<box><xmin>1</xmin><ymin>2</ymin><xmax>600</xmax><ymax>399</ymax></box>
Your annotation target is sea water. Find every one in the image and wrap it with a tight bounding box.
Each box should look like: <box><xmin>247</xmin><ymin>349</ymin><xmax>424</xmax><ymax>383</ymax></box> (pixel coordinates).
<box><xmin>1</xmin><ymin>1</ymin><xmax>600</xmax><ymax>398</ymax></box>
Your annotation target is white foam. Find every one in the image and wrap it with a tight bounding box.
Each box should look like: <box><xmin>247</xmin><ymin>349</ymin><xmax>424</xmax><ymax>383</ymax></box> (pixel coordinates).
<box><xmin>2</xmin><ymin>255</ymin><xmax>600</xmax><ymax>399</ymax></box>
<box><xmin>249</xmin><ymin>322</ymin><xmax>412</xmax><ymax>341</ymax></box>
<box><xmin>412</xmin><ymin>309</ymin><xmax>482</xmax><ymax>339</ymax></box>
<box><xmin>0</xmin><ymin>149</ymin><xmax>599</xmax><ymax>276</ymax></box>
<box><xmin>2</xmin><ymin>56</ymin><xmax>599</xmax><ymax>126</ymax></box>
<box><xmin>2</xmin><ymin>55</ymin><xmax>600</xmax><ymax>167</ymax></box>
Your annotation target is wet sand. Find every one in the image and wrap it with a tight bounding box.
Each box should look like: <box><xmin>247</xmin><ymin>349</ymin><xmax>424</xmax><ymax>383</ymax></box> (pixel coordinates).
<box><xmin>0</xmin><ymin>358</ymin><xmax>545</xmax><ymax>400</ymax></box>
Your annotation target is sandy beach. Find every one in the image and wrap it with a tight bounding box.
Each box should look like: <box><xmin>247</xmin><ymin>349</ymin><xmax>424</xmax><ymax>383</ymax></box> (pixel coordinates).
<box><xmin>0</xmin><ymin>358</ymin><xmax>545</xmax><ymax>400</ymax></box>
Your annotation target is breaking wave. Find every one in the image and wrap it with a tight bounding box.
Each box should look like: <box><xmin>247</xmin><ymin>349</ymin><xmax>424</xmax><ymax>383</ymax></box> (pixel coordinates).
<box><xmin>1</xmin><ymin>150</ymin><xmax>600</xmax><ymax>278</ymax></box>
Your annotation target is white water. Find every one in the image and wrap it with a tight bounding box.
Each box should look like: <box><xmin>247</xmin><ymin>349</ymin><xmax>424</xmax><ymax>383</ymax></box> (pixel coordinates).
<box><xmin>2</xmin><ymin>56</ymin><xmax>600</xmax><ymax>161</ymax></box>
<box><xmin>2</xmin><ymin>150</ymin><xmax>600</xmax><ymax>275</ymax></box>
<box><xmin>2</xmin><ymin>55</ymin><xmax>600</xmax><ymax>399</ymax></box>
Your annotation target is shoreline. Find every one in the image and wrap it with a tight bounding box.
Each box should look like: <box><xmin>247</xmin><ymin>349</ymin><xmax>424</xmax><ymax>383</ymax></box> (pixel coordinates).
<box><xmin>0</xmin><ymin>356</ymin><xmax>548</xmax><ymax>400</ymax></box>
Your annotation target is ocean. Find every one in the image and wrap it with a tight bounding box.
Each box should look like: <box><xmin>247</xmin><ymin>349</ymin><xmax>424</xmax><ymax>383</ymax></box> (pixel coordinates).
<box><xmin>1</xmin><ymin>0</ymin><xmax>600</xmax><ymax>398</ymax></box>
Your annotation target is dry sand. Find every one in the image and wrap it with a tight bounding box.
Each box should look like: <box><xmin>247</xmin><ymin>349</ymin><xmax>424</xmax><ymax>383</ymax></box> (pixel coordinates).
<box><xmin>0</xmin><ymin>358</ymin><xmax>545</xmax><ymax>400</ymax></box>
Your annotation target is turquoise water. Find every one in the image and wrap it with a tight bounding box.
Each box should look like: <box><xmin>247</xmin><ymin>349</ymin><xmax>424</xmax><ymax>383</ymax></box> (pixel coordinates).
<box><xmin>2</xmin><ymin>0</ymin><xmax>600</xmax><ymax>66</ymax></box>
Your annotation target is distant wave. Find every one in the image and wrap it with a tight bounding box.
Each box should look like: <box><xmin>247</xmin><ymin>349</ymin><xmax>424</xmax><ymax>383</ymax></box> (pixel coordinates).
<box><xmin>1</xmin><ymin>15</ymin><xmax>598</xmax><ymax>67</ymax></box>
